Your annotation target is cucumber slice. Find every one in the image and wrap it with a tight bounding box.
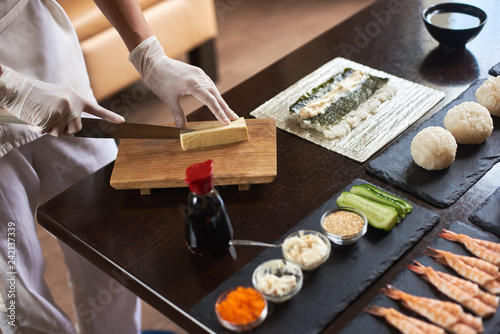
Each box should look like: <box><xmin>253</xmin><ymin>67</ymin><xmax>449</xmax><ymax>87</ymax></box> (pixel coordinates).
<box><xmin>336</xmin><ymin>192</ymin><xmax>399</xmax><ymax>231</ymax></box>
<box><xmin>360</xmin><ymin>184</ymin><xmax>413</xmax><ymax>214</ymax></box>
<box><xmin>350</xmin><ymin>185</ymin><xmax>406</xmax><ymax>220</ymax></box>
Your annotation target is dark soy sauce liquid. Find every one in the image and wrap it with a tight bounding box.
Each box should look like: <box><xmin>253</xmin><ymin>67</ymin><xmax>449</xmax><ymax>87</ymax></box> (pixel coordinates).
<box><xmin>430</xmin><ymin>12</ymin><xmax>481</xmax><ymax>29</ymax></box>
<box><xmin>185</xmin><ymin>190</ymin><xmax>233</xmax><ymax>256</ymax></box>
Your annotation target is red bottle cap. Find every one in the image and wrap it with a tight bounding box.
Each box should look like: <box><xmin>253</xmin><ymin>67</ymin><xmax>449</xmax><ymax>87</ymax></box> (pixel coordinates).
<box><xmin>185</xmin><ymin>160</ymin><xmax>214</xmax><ymax>194</ymax></box>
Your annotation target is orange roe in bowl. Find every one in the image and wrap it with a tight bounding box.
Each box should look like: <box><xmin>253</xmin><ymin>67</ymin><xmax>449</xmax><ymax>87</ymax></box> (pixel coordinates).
<box><xmin>215</xmin><ymin>286</ymin><xmax>266</xmax><ymax>326</ymax></box>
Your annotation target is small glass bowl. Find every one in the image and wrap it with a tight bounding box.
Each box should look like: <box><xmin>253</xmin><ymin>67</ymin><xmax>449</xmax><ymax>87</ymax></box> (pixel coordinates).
<box><xmin>252</xmin><ymin>259</ymin><xmax>303</xmax><ymax>303</ymax></box>
<box><xmin>282</xmin><ymin>230</ymin><xmax>331</xmax><ymax>271</ymax></box>
<box><xmin>320</xmin><ymin>207</ymin><xmax>367</xmax><ymax>245</ymax></box>
<box><xmin>214</xmin><ymin>286</ymin><xmax>268</xmax><ymax>332</ymax></box>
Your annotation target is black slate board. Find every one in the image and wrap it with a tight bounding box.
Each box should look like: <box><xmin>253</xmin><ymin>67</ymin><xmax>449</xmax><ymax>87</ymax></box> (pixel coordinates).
<box><xmin>367</xmin><ymin>79</ymin><xmax>500</xmax><ymax>208</ymax></box>
<box><xmin>340</xmin><ymin>221</ymin><xmax>500</xmax><ymax>334</ymax></box>
<box><xmin>189</xmin><ymin>179</ymin><xmax>440</xmax><ymax>334</ymax></box>
<box><xmin>489</xmin><ymin>62</ymin><xmax>500</xmax><ymax>77</ymax></box>
<box><xmin>470</xmin><ymin>187</ymin><xmax>500</xmax><ymax>237</ymax></box>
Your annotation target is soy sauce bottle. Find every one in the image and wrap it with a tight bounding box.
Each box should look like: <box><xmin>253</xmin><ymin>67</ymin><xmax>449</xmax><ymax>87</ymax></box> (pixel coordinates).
<box><xmin>184</xmin><ymin>160</ymin><xmax>233</xmax><ymax>256</ymax></box>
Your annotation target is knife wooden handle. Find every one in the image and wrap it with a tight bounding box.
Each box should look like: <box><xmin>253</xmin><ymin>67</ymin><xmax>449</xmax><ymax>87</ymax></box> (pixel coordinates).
<box><xmin>0</xmin><ymin>107</ymin><xmax>25</xmax><ymax>124</ymax></box>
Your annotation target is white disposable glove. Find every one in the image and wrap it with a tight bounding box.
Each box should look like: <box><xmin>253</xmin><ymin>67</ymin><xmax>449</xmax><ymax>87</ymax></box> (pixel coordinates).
<box><xmin>0</xmin><ymin>65</ymin><xmax>125</xmax><ymax>136</ymax></box>
<box><xmin>129</xmin><ymin>36</ymin><xmax>238</xmax><ymax>128</ymax></box>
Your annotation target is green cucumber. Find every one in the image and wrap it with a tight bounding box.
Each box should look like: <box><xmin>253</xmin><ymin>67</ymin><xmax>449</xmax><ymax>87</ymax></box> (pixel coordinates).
<box><xmin>350</xmin><ymin>185</ymin><xmax>406</xmax><ymax>220</ymax></box>
<box><xmin>336</xmin><ymin>192</ymin><xmax>399</xmax><ymax>231</ymax></box>
<box><xmin>360</xmin><ymin>184</ymin><xmax>413</xmax><ymax>214</ymax></box>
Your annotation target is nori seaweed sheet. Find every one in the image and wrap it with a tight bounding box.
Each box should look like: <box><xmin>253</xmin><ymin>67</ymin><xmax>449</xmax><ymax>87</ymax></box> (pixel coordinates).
<box><xmin>289</xmin><ymin>68</ymin><xmax>355</xmax><ymax>114</ymax></box>
<box><xmin>290</xmin><ymin>68</ymin><xmax>389</xmax><ymax>126</ymax></box>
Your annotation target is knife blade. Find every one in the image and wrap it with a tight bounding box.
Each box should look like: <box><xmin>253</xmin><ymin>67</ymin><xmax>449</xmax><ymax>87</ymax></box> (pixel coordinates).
<box><xmin>75</xmin><ymin>118</ymin><xmax>192</xmax><ymax>139</ymax></box>
<box><xmin>0</xmin><ymin>108</ymin><xmax>189</xmax><ymax>139</ymax></box>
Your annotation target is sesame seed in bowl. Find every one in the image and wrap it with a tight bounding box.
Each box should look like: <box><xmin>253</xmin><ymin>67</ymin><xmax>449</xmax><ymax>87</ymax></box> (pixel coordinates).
<box><xmin>321</xmin><ymin>207</ymin><xmax>367</xmax><ymax>245</ymax></box>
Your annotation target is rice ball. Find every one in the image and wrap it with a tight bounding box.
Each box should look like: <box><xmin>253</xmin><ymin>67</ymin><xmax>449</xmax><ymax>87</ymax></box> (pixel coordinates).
<box><xmin>476</xmin><ymin>77</ymin><xmax>500</xmax><ymax>116</ymax></box>
<box><xmin>411</xmin><ymin>127</ymin><xmax>457</xmax><ymax>170</ymax></box>
<box><xmin>443</xmin><ymin>102</ymin><xmax>493</xmax><ymax>144</ymax></box>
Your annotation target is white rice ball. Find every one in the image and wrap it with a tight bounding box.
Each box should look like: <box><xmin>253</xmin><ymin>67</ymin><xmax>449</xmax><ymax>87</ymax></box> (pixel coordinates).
<box><xmin>443</xmin><ymin>101</ymin><xmax>493</xmax><ymax>144</ymax></box>
<box><xmin>411</xmin><ymin>127</ymin><xmax>457</xmax><ymax>170</ymax></box>
<box><xmin>476</xmin><ymin>77</ymin><xmax>500</xmax><ymax>116</ymax></box>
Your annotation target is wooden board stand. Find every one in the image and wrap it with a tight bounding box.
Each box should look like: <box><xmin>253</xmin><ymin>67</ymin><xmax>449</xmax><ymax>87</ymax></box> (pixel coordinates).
<box><xmin>110</xmin><ymin>118</ymin><xmax>277</xmax><ymax>194</ymax></box>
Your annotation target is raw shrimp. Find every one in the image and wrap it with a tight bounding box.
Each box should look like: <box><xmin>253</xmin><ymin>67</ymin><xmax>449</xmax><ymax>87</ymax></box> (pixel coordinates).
<box><xmin>408</xmin><ymin>261</ymin><xmax>495</xmax><ymax>318</ymax></box>
<box><xmin>424</xmin><ymin>247</ymin><xmax>500</xmax><ymax>295</ymax></box>
<box><xmin>440</xmin><ymin>229</ymin><xmax>500</xmax><ymax>266</ymax></box>
<box><xmin>364</xmin><ymin>305</ymin><xmax>445</xmax><ymax>334</ymax></box>
<box><xmin>381</xmin><ymin>285</ymin><xmax>481</xmax><ymax>334</ymax></box>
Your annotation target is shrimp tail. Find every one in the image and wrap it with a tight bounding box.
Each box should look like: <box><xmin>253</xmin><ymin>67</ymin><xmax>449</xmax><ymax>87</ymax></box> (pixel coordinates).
<box><xmin>423</xmin><ymin>247</ymin><xmax>449</xmax><ymax>266</ymax></box>
<box><xmin>380</xmin><ymin>284</ymin><xmax>403</xmax><ymax>300</ymax></box>
<box><xmin>407</xmin><ymin>261</ymin><xmax>431</xmax><ymax>283</ymax></box>
<box><xmin>407</xmin><ymin>264</ymin><xmax>424</xmax><ymax>274</ymax></box>
<box><xmin>439</xmin><ymin>229</ymin><xmax>459</xmax><ymax>242</ymax></box>
<box><xmin>364</xmin><ymin>305</ymin><xmax>386</xmax><ymax>317</ymax></box>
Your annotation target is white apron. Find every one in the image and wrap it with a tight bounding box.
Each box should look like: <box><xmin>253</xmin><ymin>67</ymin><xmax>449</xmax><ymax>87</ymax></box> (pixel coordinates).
<box><xmin>0</xmin><ymin>1</ymin><xmax>141</xmax><ymax>333</ymax></box>
<box><xmin>0</xmin><ymin>0</ymin><xmax>95</xmax><ymax>158</ymax></box>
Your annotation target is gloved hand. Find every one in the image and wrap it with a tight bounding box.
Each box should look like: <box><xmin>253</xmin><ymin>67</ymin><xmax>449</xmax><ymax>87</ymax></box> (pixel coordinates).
<box><xmin>0</xmin><ymin>65</ymin><xmax>125</xmax><ymax>136</ymax></box>
<box><xmin>129</xmin><ymin>36</ymin><xmax>238</xmax><ymax>128</ymax></box>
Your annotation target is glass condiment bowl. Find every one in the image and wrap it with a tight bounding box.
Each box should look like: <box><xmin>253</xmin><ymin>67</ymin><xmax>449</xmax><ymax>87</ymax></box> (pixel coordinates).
<box><xmin>281</xmin><ymin>230</ymin><xmax>331</xmax><ymax>271</ymax></box>
<box><xmin>320</xmin><ymin>206</ymin><xmax>367</xmax><ymax>245</ymax></box>
<box><xmin>252</xmin><ymin>259</ymin><xmax>303</xmax><ymax>303</ymax></box>
<box><xmin>214</xmin><ymin>286</ymin><xmax>268</xmax><ymax>332</ymax></box>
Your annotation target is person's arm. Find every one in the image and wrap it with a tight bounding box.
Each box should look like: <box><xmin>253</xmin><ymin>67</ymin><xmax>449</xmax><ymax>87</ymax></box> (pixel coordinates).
<box><xmin>0</xmin><ymin>64</ymin><xmax>124</xmax><ymax>136</ymax></box>
<box><xmin>93</xmin><ymin>0</ymin><xmax>238</xmax><ymax>128</ymax></box>
<box><xmin>92</xmin><ymin>0</ymin><xmax>152</xmax><ymax>52</ymax></box>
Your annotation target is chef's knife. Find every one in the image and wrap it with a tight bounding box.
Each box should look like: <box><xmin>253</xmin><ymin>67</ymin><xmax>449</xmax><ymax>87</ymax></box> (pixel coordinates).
<box><xmin>75</xmin><ymin>118</ymin><xmax>191</xmax><ymax>139</ymax></box>
<box><xmin>0</xmin><ymin>107</ymin><xmax>190</xmax><ymax>139</ymax></box>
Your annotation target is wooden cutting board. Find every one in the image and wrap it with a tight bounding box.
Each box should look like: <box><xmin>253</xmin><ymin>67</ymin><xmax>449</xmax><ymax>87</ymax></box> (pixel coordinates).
<box><xmin>110</xmin><ymin>118</ymin><xmax>277</xmax><ymax>194</ymax></box>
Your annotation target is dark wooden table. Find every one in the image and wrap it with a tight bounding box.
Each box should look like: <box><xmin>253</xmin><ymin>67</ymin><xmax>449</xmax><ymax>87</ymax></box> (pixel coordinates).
<box><xmin>37</xmin><ymin>0</ymin><xmax>500</xmax><ymax>332</ymax></box>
